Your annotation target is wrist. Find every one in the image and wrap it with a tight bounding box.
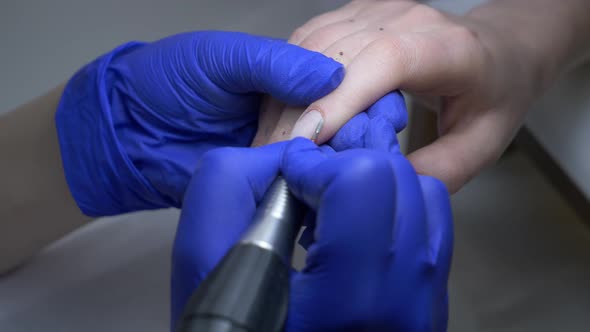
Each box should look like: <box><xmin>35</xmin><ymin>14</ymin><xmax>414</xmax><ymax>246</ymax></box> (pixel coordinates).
<box><xmin>468</xmin><ymin>14</ymin><xmax>556</xmax><ymax>99</ymax></box>
<box><xmin>467</xmin><ymin>0</ymin><xmax>590</xmax><ymax>95</ymax></box>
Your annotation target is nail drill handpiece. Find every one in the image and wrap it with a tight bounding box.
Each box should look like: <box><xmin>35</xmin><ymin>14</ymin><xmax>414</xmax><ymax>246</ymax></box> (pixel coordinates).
<box><xmin>176</xmin><ymin>176</ymin><xmax>304</xmax><ymax>332</ymax></box>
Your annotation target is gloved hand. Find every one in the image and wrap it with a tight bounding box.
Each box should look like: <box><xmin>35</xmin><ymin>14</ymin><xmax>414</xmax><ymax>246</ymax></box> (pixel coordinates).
<box><xmin>171</xmin><ymin>92</ymin><xmax>453</xmax><ymax>331</ymax></box>
<box><xmin>296</xmin><ymin>90</ymin><xmax>408</xmax><ymax>248</ymax></box>
<box><xmin>55</xmin><ymin>31</ymin><xmax>344</xmax><ymax>216</ymax></box>
<box><xmin>170</xmin><ymin>142</ymin><xmax>288</xmax><ymax>331</ymax></box>
<box><xmin>282</xmin><ymin>141</ymin><xmax>453</xmax><ymax>332</ymax></box>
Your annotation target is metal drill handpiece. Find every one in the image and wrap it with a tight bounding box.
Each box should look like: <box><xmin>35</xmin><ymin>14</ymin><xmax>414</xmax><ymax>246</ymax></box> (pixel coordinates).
<box><xmin>239</xmin><ymin>176</ymin><xmax>304</xmax><ymax>264</ymax></box>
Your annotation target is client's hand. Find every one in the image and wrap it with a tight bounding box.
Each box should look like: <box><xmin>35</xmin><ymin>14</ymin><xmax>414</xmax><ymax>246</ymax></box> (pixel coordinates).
<box><xmin>254</xmin><ymin>0</ymin><xmax>546</xmax><ymax>193</ymax></box>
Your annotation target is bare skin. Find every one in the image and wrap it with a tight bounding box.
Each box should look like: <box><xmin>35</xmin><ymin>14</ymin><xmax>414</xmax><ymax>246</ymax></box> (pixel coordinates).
<box><xmin>253</xmin><ymin>0</ymin><xmax>590</xmax><ymax>193</ymax></box>
<box><xmin>0</xmin><ymin>84</ymin><xmax>90</xmax><ymax>274</ymax></box>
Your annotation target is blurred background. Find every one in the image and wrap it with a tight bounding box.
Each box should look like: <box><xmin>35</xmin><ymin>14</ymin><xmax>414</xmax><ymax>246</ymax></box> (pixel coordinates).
<box><xmin>0</xmin><ymin>0</ymin><xmax>589</xmax><ymax>331</ymax></box>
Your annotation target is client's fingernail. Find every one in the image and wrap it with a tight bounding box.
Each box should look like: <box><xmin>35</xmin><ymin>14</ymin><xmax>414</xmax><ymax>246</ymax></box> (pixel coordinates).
<box><xmin>290</xmin><ymin>110</ymin><xmax>324</xmax><ymax>141</ymax></box>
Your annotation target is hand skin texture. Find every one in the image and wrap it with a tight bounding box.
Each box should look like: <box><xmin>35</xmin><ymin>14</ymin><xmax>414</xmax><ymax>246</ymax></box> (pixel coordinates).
<box><xmin>252</xmin><ymin>0</ymin><xmax>590</xmax><ymax>193</ymax></box>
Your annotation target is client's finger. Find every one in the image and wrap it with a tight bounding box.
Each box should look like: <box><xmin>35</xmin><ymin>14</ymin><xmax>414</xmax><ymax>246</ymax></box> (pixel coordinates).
<box><xmin>292</xmin><ymin>28</ymin><xmax>487</xmax><ymax>144</ymax></box>
<box><xmin>407</xmin><ymin>104</ymin><xmax>515</xmax><ymax>193</ymax></box>
<box><xmin>289</xmin><ymin>1</ymin><xmax>366</xmax><ymax>45</ymax></box>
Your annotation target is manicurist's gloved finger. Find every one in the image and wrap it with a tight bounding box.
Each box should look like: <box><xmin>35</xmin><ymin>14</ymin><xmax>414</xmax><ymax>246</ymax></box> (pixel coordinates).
<box><xmin>420</xmin><ymin>175</ymin><xmax>453</xmax><ymax>277</ymax></box>
<box><xmin>328</xmin><ymin>90</ymin><xmax>407</xmax><ymax>153</ymax></box>
<box><xmin>419</xmin><ymin>174</ymin><xmax>454</xmax><ymax>330</ymax></box>
<box><xmin>164</xmin><ymin>31</ymin><xmax>346</xmax><ymax>106</ymax></box>
<box><xmin>281</xmin><ymin>138</ymin><xmax>397</xmax><ymax>331</ymax></box>
<box><xmin>279</xmin><ymin>137</ymin><xmax>453</xmax><ymax>332</ymax></box>
<box><xmin>170</xmin><ymin>142</ymin><xmax>287</xmax><ymax>330</ymax></box>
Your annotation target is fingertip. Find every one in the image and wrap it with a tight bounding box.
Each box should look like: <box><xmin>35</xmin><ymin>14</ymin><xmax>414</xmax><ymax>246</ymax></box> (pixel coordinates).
<box><xmin>285</xmin><ymin>136</ymin><xmax>319</xmax><ymax>153</ymax></box>
<box><xmin>297</xmin><ymin>55</ymin><xmax>345</xmax><ymax>104</ymax></box>
<box><xmin>281</xmin><ymin>138</ymin><xmax>330</xmax><ymax>207</ymax></box>
<box><xmin>364</xmin><ymin>92</ymin><xmax>407</xmax><ymax>152</ymax></box>
<box><xmin>246</xmin><ymin>141</ymin><xmax>292</xmax><ymax>200</ymax></box>
<box><xmin>366</xmin><ymin>92</ymin><xmax>407</xmax><ymax>129</ymax></box>
<box><xmin>281</xmin><ymin>137</ymin><xmax>324</xmax><ymax>178</ymax></box>
<box><xmin>324</xmin><ymin>64</ymin><xmax>346</xmax><ymax>96</ymax></box>
<box><xmin>267</xmin><ymin>44</ymin><xmax>345</xmax><ymax>105</ymax></box>
<box><xmin>407</xmin><ymin>145</ymin><xmax>466</xmax><ymax>194</ymax></box>
<box><xmin>328</xmin><ymin>112</ymin><xmax>369</xmax><ymax>151</ymax></box>
<box><xmin>408</xmin><ymin>115</ymin><xmax>511</xmax><ymax>194</ymax></box>
<box><xmin>255</xmin><ymin>139</ymin><xmax>291</xmax><ymax>155</ymax></box>
<box><xmin>326</xmin><ymin>91</ymin><xmax>407</xmax><ymax>152</ymax></box>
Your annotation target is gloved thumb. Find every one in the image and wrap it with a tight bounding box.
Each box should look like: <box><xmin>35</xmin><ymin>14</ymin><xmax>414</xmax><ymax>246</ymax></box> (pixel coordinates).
<box><xmin>170</xmin><ymin>142</ymin><xmax>286</xmax><ymax>329</ymax></box>
<box><xmin>328</xmin><ymin>91</ymin><xmax>407</xmax><ymax>153</ymax></box>
<box><xmin>197</xmin><ymin>31</ymin><xmax>345</xmax><ymax>106</ymax></box>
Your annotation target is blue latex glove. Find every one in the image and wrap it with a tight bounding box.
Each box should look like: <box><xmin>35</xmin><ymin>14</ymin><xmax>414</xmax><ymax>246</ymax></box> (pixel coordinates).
<box><xmin>55</xmin><ymin>31</ymin><xmax>344</xmax><ymax>217</ymax></box>
<box><xmin>282</xmin><ymin>141</ymin><xmax>453</xmax><ymax>332</ymax></box>
<box><xmin>171</xmin><ymin>92</ymin><xmax>453</xmax><ymax>331</ymax></box>
<box><xmin>296</xmin><ymin>90</ymin><xmax>409</xmax><ymax>249</ymax></box>
<box><xmin>170</xmin><ymin>142</ymin><xmax>288</xmax><ymax>331</ymax></box>
<box><xmin>328</xmin><ymin>90</ymin><xmax>408</xmax><ymax>153</ymax></box>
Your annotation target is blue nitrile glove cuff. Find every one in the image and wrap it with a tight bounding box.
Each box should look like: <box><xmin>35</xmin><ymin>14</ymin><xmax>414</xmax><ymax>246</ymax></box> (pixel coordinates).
<box><xmin>55</xmin><ymin>42</ymin><xmax>169</xmax><ymax>217</ymax></box>
<box><xmin>56</xmin><ymin>31</ymin><xmax>346</xmax><ymax>217</ymax></box>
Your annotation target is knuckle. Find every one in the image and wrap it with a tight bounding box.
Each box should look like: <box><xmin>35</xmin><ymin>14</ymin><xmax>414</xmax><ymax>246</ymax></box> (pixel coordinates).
<box><xmin>367</xmin><ymin>37</ymin><xmax>404</xmax><ymax>61</ymax></box>
<box><xmin>289</xmin><ymin>26</ymin><xmax>310</xmax><ymax>44</ymax></box>
<box><xmin>406</xmin><ymin>4</ymin><xmax>445</xmax><ymax>22</ymax></box>
<box><xmin>290</xmin><ymin>10</ymin><xmax>341</xmax><ymax>44</ymax></box>
<box><xmin>411</xmin><ymin>149</ymin><xmax>467</xmax><ymax>194</ymax></box>
<box><xmin>306</xmin><ymin>12</ymin><xmax>335</xmax><ymax>26</ymax></box>
<box><xmin>367</xmin><ymin>36</ymin><xmax>416</xmax><ymax>75</ymax></box>
<box><xmin>442</xmin><ymin>25</ymin><xmax>489</xmax><ymax>81</ymax></box>
<box><xmin>447</xmin><ymin>25</ymin><xmax>479</xmax><ymax>47</ymax></box>
<box><xmin>199</xmin><ymin>148</ymin><xmax>238</xmax><ymax>174</ymax></box>
<box><xmin>298</xmin><ymin>33</ymin><xmax>331</xmax><ymax>52</ymax></box>
<box><xmin>448</xmin><ymin>25</ymin><xmax>487</xmax><ymax>62</ymax></box>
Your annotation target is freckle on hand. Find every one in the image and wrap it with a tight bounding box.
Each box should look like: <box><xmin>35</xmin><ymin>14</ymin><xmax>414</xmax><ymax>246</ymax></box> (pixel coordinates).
<box><xmin>282</xmin><ymin>130</ymin><xmax>286</xmax><ymax>136</ymax></box>
<box><xmin>349</xmin><ymin>19</ymin><xmax>355</xmax><ymax>22</ymax></box>
<box><xmin>379</xmin><ymin>27</ymin><xmax>384</xmax><ymax>31</ymax></box>
<box><xmin>339</xmin><ymin>51</ymin><xmax>344</xmax><ymax>56</ymax></box>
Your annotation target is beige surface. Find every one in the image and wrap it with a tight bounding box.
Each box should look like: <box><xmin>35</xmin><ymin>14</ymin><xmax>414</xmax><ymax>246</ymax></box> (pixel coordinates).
<box><xmin>449</xmin><ymin>150</ymin><xmax>590</xmax><ymax>331</ymax></box>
